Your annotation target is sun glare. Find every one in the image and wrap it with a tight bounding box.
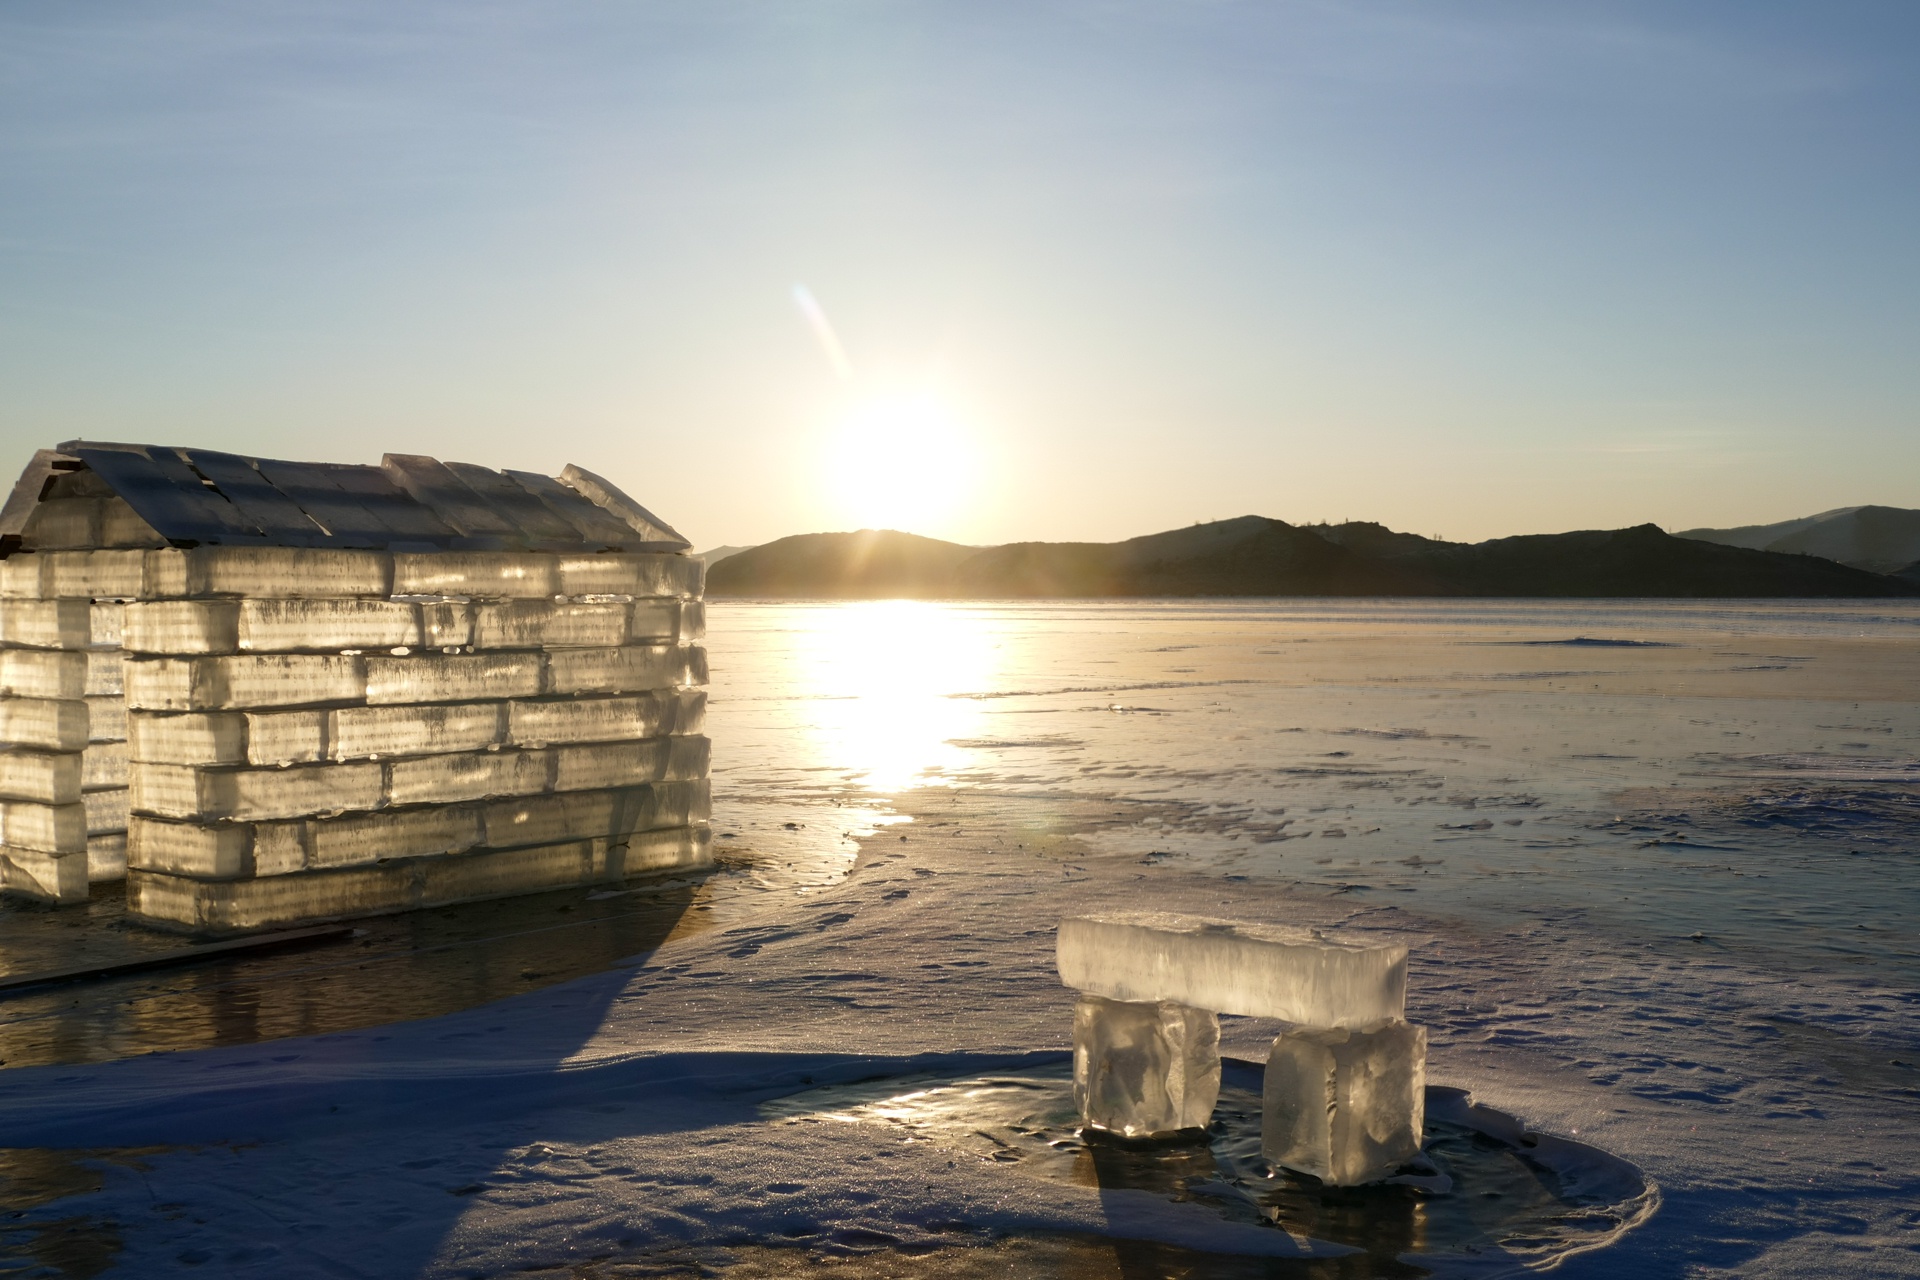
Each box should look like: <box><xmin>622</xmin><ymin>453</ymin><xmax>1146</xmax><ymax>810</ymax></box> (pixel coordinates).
<box><xmin>823</xmin><ymin>392</ymin><xmax>978</xmax><ymax>536</ymax></box>
<box><xmin>793</xmin><ymin>600</ymin><xmax>999</xmax><ymax>792</ymax></box>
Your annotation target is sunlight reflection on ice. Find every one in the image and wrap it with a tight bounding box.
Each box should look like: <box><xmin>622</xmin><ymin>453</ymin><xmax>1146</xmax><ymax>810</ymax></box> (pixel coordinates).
<box><xmin>790</xmin><ymin>600</ymin><xmax>1000</xmax><ymax>792</ymax></box>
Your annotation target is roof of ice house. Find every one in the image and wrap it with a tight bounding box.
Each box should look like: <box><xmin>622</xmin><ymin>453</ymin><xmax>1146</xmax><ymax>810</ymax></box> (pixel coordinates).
<box><xmin>0</xmin><ymin>442</ymin><xmax>689</xmax><ymax>555</ymax></box>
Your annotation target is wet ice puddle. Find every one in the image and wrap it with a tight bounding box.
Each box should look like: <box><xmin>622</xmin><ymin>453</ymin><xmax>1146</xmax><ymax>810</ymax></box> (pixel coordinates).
<box><xmin>761</xmin><ymin>1058</ymin><xmax>1656</xmax><ymax>1277</ymax></box>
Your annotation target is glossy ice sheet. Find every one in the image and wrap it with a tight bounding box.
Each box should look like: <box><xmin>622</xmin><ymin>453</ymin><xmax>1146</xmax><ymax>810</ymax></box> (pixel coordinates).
<box><xmin>704</xmin><ymin>599</ymin><xmax>1920</xmax><ymax>980</ymax></box>
<box><xmin>761</xmin><ymin>1060</ymin><xmax>1655</xmax><ymax>1274</ymax></box>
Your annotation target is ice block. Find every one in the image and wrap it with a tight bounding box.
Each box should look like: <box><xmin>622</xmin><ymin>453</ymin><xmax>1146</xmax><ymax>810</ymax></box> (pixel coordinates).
<box><xmin>1262</xmin><ymin>1020</ymin><xmax>1427</xmax><ymax>1186</ymax></box>
<box><xmin>1057</xmin><ymin>912</ymin><xmax>1406</xmax><ymax>1027</ymax></box>
<box><xmin>1073</xmin><ymin>994</ymin><xmax>1220</xmax><ymax>1138</ymax></box>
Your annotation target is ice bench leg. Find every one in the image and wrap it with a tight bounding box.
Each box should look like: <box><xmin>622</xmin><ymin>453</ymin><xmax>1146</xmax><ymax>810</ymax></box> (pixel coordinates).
<box><xmin>1262</xmin><ymin>1019</ymin><xmax>1427</xmax><ymax>1186</ymax></box>
<box><xmin>1072</xmin><ymin>993</ymin><xmax>1221</xmax><ymax>1139</ymax></box>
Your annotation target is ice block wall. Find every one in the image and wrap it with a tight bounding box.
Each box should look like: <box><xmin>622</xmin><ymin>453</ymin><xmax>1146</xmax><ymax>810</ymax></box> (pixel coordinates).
<box><xmin>0</xmin><ymin>543</ymin><xmax>712</xmax><ymax>929</ymax></box>
<box><xmin>0</xmin><ymin>590</ymin><xmax>95</xmax><ymax>900</ymax></box>
<box><xmin>0</xmin><ymin>470</ymin><xmax>160</xmax><ymax>901</ymax></box>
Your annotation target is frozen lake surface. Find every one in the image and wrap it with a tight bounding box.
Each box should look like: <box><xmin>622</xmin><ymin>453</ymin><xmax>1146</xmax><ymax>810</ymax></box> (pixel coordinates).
<box><xmin>709</xmin><ymin>599</ymin><xmax>1920</xmax><ymax>980</ymax></box>
<box><xmin>3</xmin><ymin>599</ymin><xmax>1917</xmax><ymax>1277</ymax></box>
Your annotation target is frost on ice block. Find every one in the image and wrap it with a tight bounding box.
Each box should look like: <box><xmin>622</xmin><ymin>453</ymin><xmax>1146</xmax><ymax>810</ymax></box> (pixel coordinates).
<box><xmin>1056</xmin><ymin>912</ymin><xmax>1407</xmax><ymax>1027</ymax></box>
<box><xmin>1073</xmin><ymin>994</ymin><xmax>1220</xmax><ymax>1139</ymax></box>
<box><xmin>1262</xmin><ymin>1020</ymin><xmax>1427</xmax><ymax>1186</ymax></box>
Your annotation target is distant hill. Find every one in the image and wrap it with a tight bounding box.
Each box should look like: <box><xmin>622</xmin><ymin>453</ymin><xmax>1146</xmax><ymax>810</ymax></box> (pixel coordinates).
<box><xmin>707</xmin><ymin>516</ymin><xmax>1917</xmax><ymax>599</ymax></box>
<box><xmin>1678</xmin><ymin>505</ymin><xmax>1920</xmax><ymax>576</ymax></box>
<box><xmin>705</xmin><ymin>530</ymin><xmax>978</xmax><ymax>598</ymax></box>
<box><xmin>952</xmin><ymin>517</ymin><xmax>1420</xmax><ymax>596</ymax></box>
<box><xmin>694</xmin><ymin>544</ymin><xmax>754</xmax><ymax>567</ymax></box>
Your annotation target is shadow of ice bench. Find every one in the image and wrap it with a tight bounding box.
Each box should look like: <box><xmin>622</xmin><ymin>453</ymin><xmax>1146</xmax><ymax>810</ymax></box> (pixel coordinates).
<box><xmin>1057</xmin><ymin>912</ymin><xmax>1427</xmax><ymax>1186</ymax></box>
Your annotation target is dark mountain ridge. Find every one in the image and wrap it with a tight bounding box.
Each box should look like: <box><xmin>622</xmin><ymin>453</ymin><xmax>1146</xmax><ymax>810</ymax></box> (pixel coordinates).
<box><xmin>1679</xmin><ymin>504</ymin><xmax>1920</xmax><ymax>577</ymax></box>
<box><xmin>707</xmin><ymin>516</ymin><xmax>1918</xmax><ymax>599</ymax></box>
<box><xmin>701</xmin><ymin>528</ymin><xmax>977</xmax><ymax>598</ymax></box>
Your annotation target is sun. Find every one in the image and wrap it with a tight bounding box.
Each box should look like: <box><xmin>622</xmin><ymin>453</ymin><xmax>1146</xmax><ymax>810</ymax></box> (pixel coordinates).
<box><xmin>822</xmin><ymin>392</ymin><xmax>978</xmax><ymax>535</ymax></box>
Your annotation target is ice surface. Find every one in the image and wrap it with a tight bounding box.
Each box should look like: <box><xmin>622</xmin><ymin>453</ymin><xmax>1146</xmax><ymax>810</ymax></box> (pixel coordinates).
<box><xmin>127</xmin><ymin>826</ymin><xmax>709</xmax><ymax>929</ymax></box>
<box><xmin>555</xmin><ymin>551</ymin><xmax>703</xmax><ymax>599</ymax></box>
<box><xmin>0</xmin><ymin>697</ymin><xmax>89</xmax><ymax>752</ymax></box>
<box><xmin>239</xmin><ymin>600</ymin><xmax>422</xmax><ymax>652</ymax></box>
<box><xmin>329</xmin><ymin>701</ymin><xmax>506</xmax><ymax>760</ymax></box>
<box><xmin>679</xmin><ymin>600</ymin><xmax>706</xmax><ymax>643</ymax></box>
<box><xmin>0</xmin><ymin>599</ymin><xmax>90</xmax><ymax>649</ymax></box>
<box><xmin>83</xmin><ymin>786</ymin><xmax>128</xmax><ymax>835</ymax></box>
<box><xmin>127</xmin><ymin>600</ymin><xmax>435</xmax><ymax>654</ymax></box>
<box><xmin>86</xmin><ymin>830</ymin><xmax>127</xmax><ymax>881</ymax></box>
<box><xmin>3</xmin><ymin>599</ymin><xmax>1909</xmax><ymax>1272</ymax></box>
<box><xmin>606</xmin><ymin>825</ymin><xmax>714</xmax><ymax>875</ymax></box>
<box><xmin>383</xmin><ymin>748</ymin><xmax>553</xmax><ymax>806</ymax></box>
<box><xmin>0</xmin><ymin>845</ymin><xmax>87</xmax><ymax>899</ymax></box>
<box><xmin>1262</xmin><ymin>1020</ymin><xmax>1427</xmax><ymax>1187</ymax></box>
<box><xmin>127</xmin><ymin>816</ymin><xmax>253</xmax><ymax>879</ymax></box>
<box><xmin>82</xmin><ymin>740</ymin><xmax>129</xmax><ymax>790</ymax></box>
<box><xmin>121</xmin><ymin>602</ymin><xmax>240</xmax><ymax>654</ymax></box>
<box><xmin>546</xmin><ymin>644</ymin><xmax>707</xmax><ymax>695</ymax></box>
<box><xmin>552</xmin><ymin>736</ymin><xmax>708</xmax><ymax>792</ymax></box>
<box><xmin>254</xmin><ymin>806</ymin><xmax>482</xmax><ymax>874</ymax></box>
<box><xmin>506</xmin><ymin>690</ymin><xmax>689</xmax><ymax>747</ymax></box>
<box><xmin>391</xmin><ymin>552</ymin><xmax>557</xmax><ymax>599</ymax></box>
<box><xmin>0</xmin><ymin>799</ymin><xmax>88</xmax><ymax>853</ymax></box>
<box><xmin>0</xmin><ymin>648</ymin><xmax>87</xmax><ymax>700</ymax></box>
<box><xmin>131</xmin><ymin>761</ymin><xmax>384</xmax><ymax>822</ymax></box>
<box><xmin>417</xmin><ymin>600</ymin><xmax>473</xmax><ymax>648</ymax></box>
<box><xmin>628</xmin><ymin>598</ymin><xmax>703</xmax><ymax>644</ymax></box>
<box><xmin>1072</xmin><ymin>994</ymin><xmax>1221</xmax><ymax>1138</ymax></box>
<box><xmin>362</xmin><ymin>652</ymin><xmax>542</xmax><ymax>705</ymax></box>
<box><xmin>143</xmin><ymin>547</ymin><xmax>392</xmax><ymax>599</ymax></box>
<box><xmin>17</xmin><ymin>496</ymin><xmax>101</xmax><ymax>549</ymax></box>
<box><xmin>0</xmin><ymin>749</ymin><xmax>82</xmax><ymax>805</ymax></box>
<box><xmin>472</xmin><ymin>601</ymin><xmax>628</xmax><ymax>650</ymax></box>
<box><xmin>89</xmin><ymin>601</ymin><xmax>123</xmax><ymax>647</ymax></box>
<box><xmin>479</xmin><ymin>781</ymin><xmax>709</xmax><ymax>848</ymax></box>
<box><xmin>128</xmin><ymin>711</ymin><xmax>247</xmax><ymax>765</ymax></box>
<box><xmin>608</xmin><ymin>823</ymin><xmax>712</xmax><ymax>875</ymax></box>
<box><xmin>84</xmin><ymin>648</ymin><xmax>122</xmax><ymax>696</ymax></box>
<box><xmin>1057</xmin><ymin>913</ymin><xmax>1407</xmax><ymax>1025</ymax></box>
<box><xmin>125</xmin><ymin>655</ymin><xmax>367</xmax><ymax>711</ymax></box>
<box><xmin>0</xmin><ymin>557</ymin><xmax>41</xmax><ymax>600</ymax></box>
<box><xmin>302</xmin><ymin>805</ymin><xmax>481</xmax><ymax>868</ymax></box>
<box><xmin>85</xmin><ymin>693</ymin><xmax>126</xmax><ymax>742</ymax></box>
<box><xmin>244</xmin><ymin>710</ymin><xmax>330</xmax><ymax>765</ymax></box>
<box><xmin>39</xmin><ymin>549</ymin><xmax>147</xmax><ymax>600</ymax></box>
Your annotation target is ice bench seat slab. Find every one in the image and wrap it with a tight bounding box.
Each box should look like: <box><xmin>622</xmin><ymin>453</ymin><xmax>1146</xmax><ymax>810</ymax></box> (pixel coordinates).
<box><xmin>1056</xmin><ymin>912</ymin><xmax>1407</xmax><ymax>1028</ymax></box>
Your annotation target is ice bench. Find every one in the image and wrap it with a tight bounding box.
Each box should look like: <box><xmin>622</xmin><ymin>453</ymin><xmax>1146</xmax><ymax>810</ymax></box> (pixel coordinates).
<box><xmin>1057</xmin><ymin>912</ymin><xmax>1427</xmax><ymax>1186</ymax></box>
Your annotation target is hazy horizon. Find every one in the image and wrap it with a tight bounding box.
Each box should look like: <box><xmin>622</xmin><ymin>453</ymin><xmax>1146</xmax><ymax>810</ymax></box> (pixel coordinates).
<box><xmin>6</xmin><ymin>2</ymin><xmax>1920</xmax><ymax>550</ymax></box>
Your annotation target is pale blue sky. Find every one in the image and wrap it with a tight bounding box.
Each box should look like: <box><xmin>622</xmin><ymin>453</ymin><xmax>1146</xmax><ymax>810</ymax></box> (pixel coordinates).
<box><xmin>4</xmin><ymin>2</ymin><xmax>1917</xmax><ymax>547</ymax></box>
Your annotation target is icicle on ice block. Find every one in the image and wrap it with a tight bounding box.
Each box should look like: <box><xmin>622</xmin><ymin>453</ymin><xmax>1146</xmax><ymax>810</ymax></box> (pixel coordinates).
<box><xmin>1262</xmin><ymin>1020</ymin><xmax>1427</xmax><ymax>1186</ymax></box>
<box><xmin>1073</xmin><ymin>994</ymin><xmax>1221</xmax><ymax>1138</ymax></box>
<box><xmin>1056</xmin><ymin>912</ymin><xmax>1407</xmax><ymax>1026</ymax></box>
